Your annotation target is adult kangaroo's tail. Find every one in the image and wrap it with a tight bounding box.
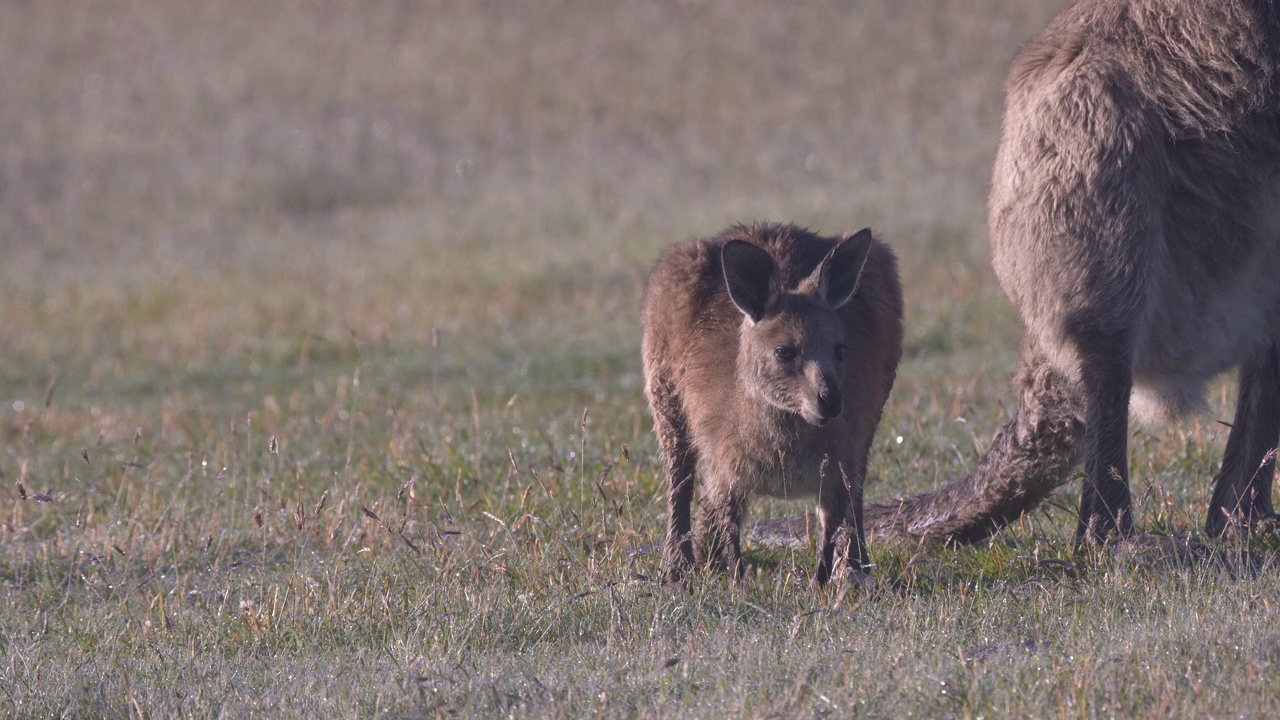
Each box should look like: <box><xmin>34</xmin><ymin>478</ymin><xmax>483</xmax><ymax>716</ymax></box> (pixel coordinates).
<box><xmin>865</xmin><ymin>345</ymin><xmax>1085</xmax><ymax>543</ymax></box>
<box><xmin>751</xmin><ymin>343</ymin><xmax>1086</xmax><ymax>545</ymax></box>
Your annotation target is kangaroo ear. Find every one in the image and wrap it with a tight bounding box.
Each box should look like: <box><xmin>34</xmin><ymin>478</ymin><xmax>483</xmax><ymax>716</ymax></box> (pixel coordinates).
<box><xmin>722</xmin><ymin>240</ymin><xmax>780</xmax><ymax>323</ymax></box>
<box><xmin>815</xmin><ymin>228</ymin><xmax>873</xmax><ymax>310</ymax></box>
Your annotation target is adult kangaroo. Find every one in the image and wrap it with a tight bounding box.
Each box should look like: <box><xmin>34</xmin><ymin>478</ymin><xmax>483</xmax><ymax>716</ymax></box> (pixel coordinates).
<box><xmin>861</xmin><ymin>0</ymin><xmax>1280</xmax><ymax>545</ymax></box>
<box><xmin>643</xmin><ymin>223</ymin><xmax>902</xmax><ymax>583</ymax></box>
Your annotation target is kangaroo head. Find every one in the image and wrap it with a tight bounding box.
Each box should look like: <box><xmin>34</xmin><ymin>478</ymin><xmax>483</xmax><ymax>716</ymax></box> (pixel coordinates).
<box><xmin>722</xmin><ymin>229</ymin><xmax>873</xmax><ymax>426</ymax></box>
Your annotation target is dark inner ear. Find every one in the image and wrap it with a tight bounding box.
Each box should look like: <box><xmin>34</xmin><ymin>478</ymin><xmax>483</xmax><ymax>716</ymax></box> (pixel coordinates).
<box><xmin>721</xmin><ymin>240</ymin><xmax>779</xmax><ymax>322</ymax></box>
<box><xmin>820</xmin><ymin>228</ymin><xmax>874</xmax><ymax>310</ymax></box>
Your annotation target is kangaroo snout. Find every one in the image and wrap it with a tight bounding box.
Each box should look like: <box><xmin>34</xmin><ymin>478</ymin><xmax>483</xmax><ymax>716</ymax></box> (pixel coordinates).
<box><xmin>814</xmin><ymin>386</ymin><xmax>842</xmax><ymax>424</ymax></box>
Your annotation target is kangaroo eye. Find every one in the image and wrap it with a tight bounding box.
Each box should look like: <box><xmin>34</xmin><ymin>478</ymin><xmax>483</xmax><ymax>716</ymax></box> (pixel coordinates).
<box><xmin>834</xmin><ymin>345</ymin><xmax>847</xmax><ymax>361</ymax></box>
<box><xmin>774</xmin><ymin>346</ymin><xmax>797</xmax><ymax>362</ymax></box>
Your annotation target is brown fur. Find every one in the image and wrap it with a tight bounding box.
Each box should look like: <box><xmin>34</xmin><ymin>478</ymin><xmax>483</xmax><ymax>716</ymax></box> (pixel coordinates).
<box><xmin>642</xmin><ymin>222</ymin><xmax>902</xmax><ymax>583</ymax></box>
<box><xmin>865</xmin><ymin>0</ymin><xmax>1280</xmax><ymax>545</ymax></box>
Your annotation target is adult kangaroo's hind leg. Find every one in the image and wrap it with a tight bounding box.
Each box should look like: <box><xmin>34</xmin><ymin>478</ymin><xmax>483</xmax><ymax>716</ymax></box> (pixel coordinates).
<box><xmin>1075</xmin><ymin>332</ymin><xmax>1135</xmax><ymax>546</ymax></box>
<box><xmin>1206</xmin><ymin>343</ymin><xmax>1280</xmax><ymax>536</ymax></box>
<box><xmin>647</xmin><ymin>372</ymin><xmax>698</xmax><ymax>582</ymax></box>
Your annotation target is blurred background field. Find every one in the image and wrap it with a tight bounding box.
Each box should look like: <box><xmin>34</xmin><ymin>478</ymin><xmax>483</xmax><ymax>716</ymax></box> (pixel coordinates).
<box><xmin>1</xmin><ymin>0</ymin><xmax>1036</xmax><ymax>375</ymax></box>
<box><xmin>4</xmin><ymin>1</ymin><xmax>1276</xmax><ymax>717</ymax></box>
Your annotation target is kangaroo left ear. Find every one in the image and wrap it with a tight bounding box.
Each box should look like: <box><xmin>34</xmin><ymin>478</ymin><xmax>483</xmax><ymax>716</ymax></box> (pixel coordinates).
<box><xmin>815</xmin><ymin>228</ymin><xmax>873</xmax><ymax>310</ymax></box>
<box><xmin>722</xmin><ymin>239</ymin><xmax>781</xmax><ymax>323</ymax></box>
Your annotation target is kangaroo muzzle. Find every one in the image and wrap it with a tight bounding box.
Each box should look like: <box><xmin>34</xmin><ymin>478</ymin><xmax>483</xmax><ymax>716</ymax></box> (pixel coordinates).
<box><xmin>816</xmin><ymin>386</ymin><xmax>842</xmax><ymax>422</ymax></box>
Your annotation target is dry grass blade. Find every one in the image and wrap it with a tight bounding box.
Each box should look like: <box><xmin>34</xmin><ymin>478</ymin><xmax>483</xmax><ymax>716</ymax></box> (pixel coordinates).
<box><xmin>397</xmin><ymin>476</ymin><xmax>417</xmax><ymax>500</ymax></box>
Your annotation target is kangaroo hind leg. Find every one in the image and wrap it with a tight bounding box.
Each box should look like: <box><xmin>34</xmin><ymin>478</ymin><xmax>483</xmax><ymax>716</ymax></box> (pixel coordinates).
<box><xmin>648</xmin><ymin>372</ymin><xmax>699</xmax><ymax>582</ymax></box>
<box><xmin>1075</xmin><ymin>333</ymin><xmax>1135</xmax><ymax>546</ymax></box>
<box><xmin>1206</xmin><ymin>343</ymin><xmax>1280</xmax><ymax>537</ymax></box>
<box><xmin>815</xmin><ymin>459</ymin><xmax>870</xmax><ymax>586</ymax></box>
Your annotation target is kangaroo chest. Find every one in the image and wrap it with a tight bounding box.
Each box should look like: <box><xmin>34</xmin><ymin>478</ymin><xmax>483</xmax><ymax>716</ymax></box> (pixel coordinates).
<box><xmin>703</xmin><ymin>421</ymin><xmax>842</xmax><ymax>500</ymax></box>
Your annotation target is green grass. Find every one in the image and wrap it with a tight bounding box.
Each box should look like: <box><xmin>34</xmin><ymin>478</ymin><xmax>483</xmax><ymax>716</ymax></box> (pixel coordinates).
<box><xmin>4</xmin><ymin>1</ymin><xmax>1280</xmax><ymax>717</ymax></box>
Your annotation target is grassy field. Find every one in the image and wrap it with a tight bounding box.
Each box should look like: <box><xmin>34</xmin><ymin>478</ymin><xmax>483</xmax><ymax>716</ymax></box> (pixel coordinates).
<box><xmin>4</xmin><ymin>1</ymin><xmax>1280</xmax><ymax>717</ymax></box>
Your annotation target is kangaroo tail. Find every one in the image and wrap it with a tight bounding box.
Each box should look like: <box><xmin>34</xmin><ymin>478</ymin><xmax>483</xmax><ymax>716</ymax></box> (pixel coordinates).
<box><xmin>864</xmin><ymin>343</ymin><xmax>1085</xmax><ymax>543</ymax></box>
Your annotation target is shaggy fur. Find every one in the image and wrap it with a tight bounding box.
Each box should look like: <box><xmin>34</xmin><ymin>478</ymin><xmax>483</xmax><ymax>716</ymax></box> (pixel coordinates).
<box><xmin>642</xmin><ymin>222</ymin><xmax>903</xmax><ymax>583</ymax></box>
<box><xmin>866</xmin><ymin>0</ymin><xmax>1280</xmax><ymax>544</ymax></box>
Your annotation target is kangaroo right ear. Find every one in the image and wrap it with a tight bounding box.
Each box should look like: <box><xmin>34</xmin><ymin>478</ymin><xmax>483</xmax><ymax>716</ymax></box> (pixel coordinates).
<box><xmin>817</xmin><ymin>228</ymin><xmax>874</xmax><ymax>310</ymax></box>
<box><xmin>722</xmin><ymin>240</ymin><xmax>780</xmax><ymax>323</ymax></box>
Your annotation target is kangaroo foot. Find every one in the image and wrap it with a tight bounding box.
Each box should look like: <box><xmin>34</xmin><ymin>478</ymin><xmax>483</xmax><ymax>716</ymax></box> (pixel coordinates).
<box><xmin>1217</xmin><ymin>510</ymin><xmax>1280</xmax><ymax>541</ymax></box>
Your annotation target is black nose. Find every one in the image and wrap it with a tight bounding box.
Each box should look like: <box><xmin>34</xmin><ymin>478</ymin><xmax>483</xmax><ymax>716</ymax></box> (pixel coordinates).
<box><xmin>817</xmin><ymin>388</ymin><xmax>842</xmax><ymax>419</ymax></box>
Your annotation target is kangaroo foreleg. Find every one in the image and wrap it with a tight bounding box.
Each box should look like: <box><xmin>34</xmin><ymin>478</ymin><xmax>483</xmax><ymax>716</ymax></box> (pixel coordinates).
<box><xmin>695</xmin><ymin>491</ymin><xmax>746</xmax><ymax>580</ymax></box>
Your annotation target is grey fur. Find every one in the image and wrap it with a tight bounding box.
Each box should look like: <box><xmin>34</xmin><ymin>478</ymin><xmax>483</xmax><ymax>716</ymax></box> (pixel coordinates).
<box><xmin>642</xmin><ymin>222</ymin><xmax>903</xmax><ymax>583</ymax></box>
<box><xmin>867</xmin><ymin>0</ymin><xmax>1280</xmax><ymax>545</ymax></box>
